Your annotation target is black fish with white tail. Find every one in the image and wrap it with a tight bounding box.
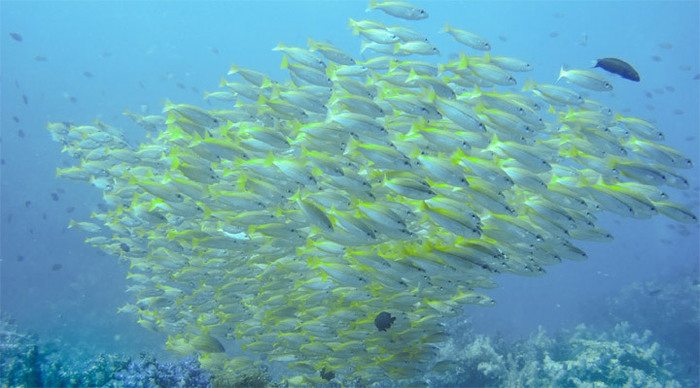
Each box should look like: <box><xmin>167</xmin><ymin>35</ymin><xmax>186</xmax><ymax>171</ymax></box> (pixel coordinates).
<box><xmin>594</xmin><ymin>58</ymin><xmax>640</xmax><ymax>82</ymax></box>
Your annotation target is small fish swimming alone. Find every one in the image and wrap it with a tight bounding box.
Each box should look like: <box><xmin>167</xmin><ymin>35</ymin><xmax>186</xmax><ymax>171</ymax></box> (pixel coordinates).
<box><xmin>9</xmin><ymin>32</ymin><xmax>22</xmax><ymax>42</ymax></box>
<box><xmin>593</xmin><ymin>58</ymin><xmax>640</xmax><ymax>82</ymax></box>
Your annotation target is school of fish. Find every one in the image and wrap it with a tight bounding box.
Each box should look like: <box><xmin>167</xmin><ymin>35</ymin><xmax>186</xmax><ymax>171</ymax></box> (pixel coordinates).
<box><xmin>47</xmin><ymin>0</ymin><xmax>697</xmax><ymax>384</ymax></box>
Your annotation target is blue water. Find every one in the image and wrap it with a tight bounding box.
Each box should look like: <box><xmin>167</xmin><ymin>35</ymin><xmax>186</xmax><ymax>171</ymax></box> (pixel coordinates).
<box><xmin>1</xmin><ymin>0</ymin><xmax>698</xmax><ymax>384</ymax></box>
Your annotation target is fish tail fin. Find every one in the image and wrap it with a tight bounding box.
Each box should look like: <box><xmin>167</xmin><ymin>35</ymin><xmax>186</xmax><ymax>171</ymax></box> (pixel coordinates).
<box><xmin>440</xmin><ymin>23</ymin><xmax>451</xmax><ymax>34</ymax></box>
<box><xmin>522</xmin><ymin>79</ymin><xmax>536</xmax><ymax>91</ymax></box>
<box><xmin>557</xmin><ymin>65</ymin><xmax>567</xmax><ymax>83</ymax></box>
<box><xmin>590</xmin><ymin>59</ymin><xmax>598</xmax><ymax>68</ymax></box>
<box><xmin>348</xmin><ymin>18</ymin><xmax>360</xmax><ymax>35</ymax></box>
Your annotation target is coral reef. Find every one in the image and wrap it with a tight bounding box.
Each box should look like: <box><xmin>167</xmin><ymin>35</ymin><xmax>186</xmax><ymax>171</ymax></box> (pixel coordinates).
<box><xmin>602</xmin><ymin>273</ymin><xmax>700</xmax><ymax>357</ymax></box>
<box><xmin>0</xmin><ymin>318</ymin><xmax>212</xmax><ymax>387</ymax></box>
<box><xmin>428</xmin><ymin>321</ymin><xmax>684</xmax><ymax>387</ymax></box>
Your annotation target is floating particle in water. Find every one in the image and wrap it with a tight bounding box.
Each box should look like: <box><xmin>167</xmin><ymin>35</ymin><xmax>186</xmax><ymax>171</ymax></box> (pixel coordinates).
<box><xmin>100</xmin><ymin>51</ymin><xmax>112</xmax><ymax>58</ymax></box>
<box><xmin>673</xmin><ymin>109</ymin><xmax>684</xmax><ymax>115</ymax></box>
<box><xmin>66</xmin><ymin>206</ymin><xmax>75</xmax><ymax>213</ymax></box>
<box><xmin>29</xmin><ymin>228</ymin><xmax>34</xmax><ymax>235</ymax></box>
<box><xmin>658</xmin><ymin>42</ymin><xmax>673</xmax><ymax>49</ymax></box>
<box><xmin>553</xmin><ymin>12</ymin><xmax>564</xmax><ymax>18</ymax></box>
<box><xmin>685</xmin><ymin>136</ymin><xmax>696</xmax><ymax>142</ymax></box>
<box><xmin>498</xmin><ymin>34</ymin><xmax>508</xmax><ymax>42</ymax></box>
<box><xmin>6</xmin><ymin>214</ymin><xmax>13</xmax><ymax>223</ymax></box>
<box><xmin>24</xmin><ymin>200</ymin><xmax>31</xmax><ymax>208</ymax></box>
<box><xmin>51</xmin><ymin>263</ymin><xmax>63</xmax><ymax>271</ymax></box>
<box><xmin>644</xmin><ymin>91</ymin><xmax>653</xmax><ymax>98</ymax></box>
<box><xmin>1</xmin><ymin>159</ymin><xmax>5</xmax><ymax>165</ymax></box>
<box><xmin>548</xmin><ymin>31</ymin><xmax>559</xmax><ymax>38</ymax></box>
<box><xmin>83</xmin><ymin>71</ymin><xmax>93</xmax><ymax>78</ymax></box>
<box><xmin>210</xmin><ymin>47</ymin><xmax>220</xmax><ymax>55</ymax></box>
<box><xmin>139</xmin><ymin>81</ymin><xmax>146</xmax><ymax>89</ymax></box>
<box><xmin>678</xmin><ymin>65</ymin><xmax>692</xmax><ymax>71</ymax></box>
<box><xmin>50</xmin><ymin>192</ymin><xmax>59</xmax><ymax>201</ymax></box>
<box><xmin>693</xmin><ymin>73</ymin><xmax>700</xmax><ymax>80</ymax></box>
<box><xmin>578</xmin><ymin>33</ymin><xmax>588</xmax><ymax>46</ymax></box>
<box><xmin>22</xmin><ymin>94</ymin><xmax>28</xmax><ymax>104</ymax></box>
<box><xmin>17</xmin><ymin>129</ymin><xmax>25</xmax><ymax>138</ymax></box>
<box><xmin>56</xmin><ymin>187</ymin><xmax>65</xmax><ymax>194</ymax></box>
<box><xmin>176</xmin><ymin>82</ymin><xmax>186</xmax><ymax>90</ymax></box>
<box><xmin>664</xmin><ymin>85</ymin><xmax>675</xmax><ymax>92</ymax></box>
<box><xmin>650</xmin><ymin>55</ymin><xmax>662</xmax><ymax>62</ymax></box>
<box><xmin>17</xmin><ymin>255</ymin><xmax>24</xmax><ymax>262</ymax></box>
<box><xmin>69</xmin><ymin>96</ymin><xmax>77</xmax><ymax>103</ymax></box>
<box><xmin>653</xmin><ymin>88</ymin><xmax>664</xmax><ymax>94</ymax></box>
<box><xmin>12</xmin><ymin>116</ymin><xmax>19</xmax><ymax>123</ymax></box>
<box><xmin>645</xmin><ymin>104</ymin><xmax>654</xmax><ymax>111</ymax></box>
<box><xmin>9</xmin><ymin>32</ymin><xmax>22</xmax><ymax>42</ymax></box>
<box><xmin>34</xmin><ymin>55</ymin><xmax>48</xmax><ymax>62</ymax></box>
<box><xmin>42</xmin><ymin>212</ymin><xmax>47</xmax><ymax>220</ymax></box>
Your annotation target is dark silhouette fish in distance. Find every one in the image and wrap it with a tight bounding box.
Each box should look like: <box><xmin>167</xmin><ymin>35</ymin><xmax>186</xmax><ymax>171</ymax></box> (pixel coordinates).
<box><xmin>593</xmin><ymin>58</ymin><xmax>640</xmax><ymax>82</ymax></box>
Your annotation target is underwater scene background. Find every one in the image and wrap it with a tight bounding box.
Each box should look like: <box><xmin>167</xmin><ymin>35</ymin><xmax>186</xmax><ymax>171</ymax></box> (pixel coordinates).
<box><xmin>1</xmin><ymin>1</ymin><xmax>699</xmax><ymax>386</ymax></box>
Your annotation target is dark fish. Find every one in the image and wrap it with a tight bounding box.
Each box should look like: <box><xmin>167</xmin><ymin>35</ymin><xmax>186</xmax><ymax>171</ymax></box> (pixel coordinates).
<box><xmin>374</xmin><ymin>311</ymin><xmax>396</xmax><ymax>332</ymax></box>
<box><xmin>51</xmin><ymin>193</ymin><xmax>59</xmax><ymax>201</ymax></box>
<box><xmin>658</xmin><ymin>42</ymin><xmax>672</xmax><ymax>49</ymax></box>
<box><xmin>176</xmin><ymin>82</ymin><xmax>186</xmax><ymax>90</ymax></box>
<box><xmin>51</xmin><ymin>263</ymin><xmax>63</xmax><ymax>271</ymax></box>
<box><xmin>69</xmin><ymin>96</ymin><xmax>77</xmax><ymax>103</ymax></box>
<box><xmin>18</xmin><ymin>129</ymin><xmax>25</xmax><ymax>138</ymax></box>
<box><xmin>22</xmin><ymin>94</ymin><xmax>28</xmax><ymax>104</ymax></box>
<box><xmin>120</xmin><ymin>243</ymin><xmax>130</xmax><ymax>252</ymax></box>
<box><xmin>9</xmin><ymin>32</ymin><xmax>22</xmax><ymax>42</ymax></box>
<box><xmin>651</xmin><ymin>55</ymin><xmax>662</xmax><ymax>62</ymax></box>
<box><xmin>56</xmin><ymin>187</ymin><xmax>65</xmax><ymax>194</ymax></box>
<box><xmin>548</xmin><ymin>31</ymin><xmax>559</xmax><ymax>38</ymax></box>
<box><xmin>17</xmin><ymin>255</ymin><xmax>24</xmax><ymax>262</ymax></box>
<box><xmin>13</xmin><ymin>116</ymin><xmax>19</xmax><ymax>123</ymax></box>
<box><xmin>42</xmin><ymin>212</ymin><xmax>47</xmax><ymax>220</ymax></box>
<box><xmin>664</xmin><ymin>85</ymin><xmax>675</xmax><ymax>92</ymax></box>
<box><xmin>1</xmin><ymin>158</ymin><xmax>5</xmax><ymax>165</ymax></box>
<box><xmin>693</xmin><ymin>73</ymin><xmax>700</xmax><ymax>80</ymax></box>
<box><xmin>498</xmin><ymin>34</ymin><xmax>508</xmax><ymax>42</ymax></box>
<box><xmin>673</xmin><ymin>109</ymin><xmax>684</xmax><ymax>115</ymax></box>
<box><xmin>320</xmin><ymin>367</ymin><xmax>335</xmax><ymax>381</ymax></box>
<box><xmin>83</xmin><ymin>71</ymin><xmax>93</xmax><ymax>78</ymax></box>
<box><xmin>66</xmin><ymin>206</ymin><xmax>75</xmax><ymax>213</ymax></box>
<box><xmin>593</xmin><ymin>58</ymin><xmax>640</xmax><ymax>82</ymax></box>
<box><xmin>210</xmin><ymin>47</ymin><xmax>220</xmax><ymax>55</ymax></box>
<box><xmin>34</xmin><ymin>55</ymin><xmax>48</xmax><ymax>62</ymax></box>
<box><xmin>644</xmin><ymin>91</ymin><xmax>653</xmax><ymax>98</ymax></box>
